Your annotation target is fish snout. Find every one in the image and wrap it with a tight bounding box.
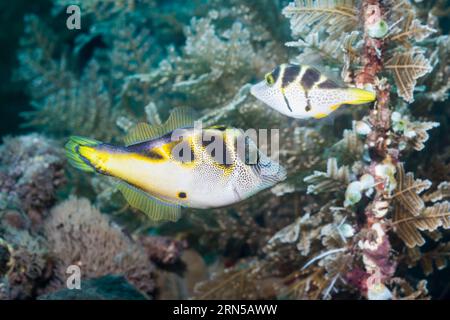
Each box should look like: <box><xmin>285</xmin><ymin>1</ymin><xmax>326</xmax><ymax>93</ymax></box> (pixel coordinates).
<box><xmin>250</xmin><ymin>81</ymin><xmax>267</xmax><ymax>99</ymax></box>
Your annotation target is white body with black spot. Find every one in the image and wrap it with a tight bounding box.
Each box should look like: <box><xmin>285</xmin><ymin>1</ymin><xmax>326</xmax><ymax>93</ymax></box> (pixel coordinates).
<box><xmin>251</xmin><ymin>64</ymin><xmax>376</xmax><ymax>119</ymax></box>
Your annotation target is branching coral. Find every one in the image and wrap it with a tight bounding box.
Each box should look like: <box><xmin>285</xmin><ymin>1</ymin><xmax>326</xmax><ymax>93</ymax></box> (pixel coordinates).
<box><xmin>192</xmin><ymin>200</ymin><xmax>359</xmax><ymax>300</ymax></box>
<box><xmin>282</xmin><ymin>0</ymin><xmax>359</xmax><ymax>39</ymax></box>
<box><xmin>193</xmin><ymin>259</ymin><xmax>279</xmax><ymax>300</ymax></box>
<box><xmin>189</xmin><ymin>194</ymin><xmax>295</xmax><ymax>259</ymax></box>
<box><xmin>385</xmin><ymin>52</ymin><xmax>433</xmax><ymax>103</ymax></box>
<box><xmin>130</xmin><ymin>9</ymin><xmax>281</xmax><ymax>112</ymax></box>
<box><xmin>406</xmin><ymin>242</ymin><xmax>450</xmax><ymax>276</ymax></box>
<box><xmin>17</xmin><ymin>0</ymin><xmax>167</xmax><ymax>140</ymax></box>
<box><xmin>304</xmin><ymin>158</ymin><xmax>351</xmax><ymax>195</ymax></box>
<box><xmin>17</xmin><ymin>15</ymin><xmax>121</xmax><ymax>141</ymax></box>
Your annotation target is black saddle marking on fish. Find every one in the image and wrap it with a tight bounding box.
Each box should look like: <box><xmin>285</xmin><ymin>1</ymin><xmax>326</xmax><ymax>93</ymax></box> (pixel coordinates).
<box><xmin>202</xmin><ymin>133</ymin><xmax>234</xmax><ymax>167</ymax></box>
<box><xmin>281</xmin><ymin>64</ymin><xmax>301</xmax><ymax>88</ymax></box>
<box><xmin>301</xmin><ymin>67</ymin><xmax>321</xmax><ymax>90</ymax></box>
<box><xmin>318</xmin><ymin>79</ymin><xmax>341</xmax><ymax>89</ymax></box>
<box><xmin>123</xmin><ymin>142</ymin><xmax>165</xmax><ymax>161</ymax></box>
<box><xmin>174</xmin><ymin>141</ymin><xmax>195</xmax><ymax>163</ymax></box>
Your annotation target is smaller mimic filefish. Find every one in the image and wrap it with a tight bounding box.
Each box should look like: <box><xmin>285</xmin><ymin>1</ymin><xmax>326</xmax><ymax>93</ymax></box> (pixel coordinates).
<box><xmin>251</xmin><ymin>64</ymin><xmax>376</xmax><ymax>119</ymax></box>
<box><xmin>65</xmin><ymin>108</ymin><xmax>286</xmax><ymax>222</ymax></box>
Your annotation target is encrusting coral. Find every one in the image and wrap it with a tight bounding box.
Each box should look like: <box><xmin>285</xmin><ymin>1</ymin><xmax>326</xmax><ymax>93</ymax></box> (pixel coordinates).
<box><xmin>0</xmin><ymin>189</ymin><xmax>190</xmax><ymax>299</ymax></box>
<box><xmin>0</xmin><ymin>211</ymin><xmax>50</xmax><ymax>300</ymax></box>
<box><xmin>138</xmin><ymin>235</ymin><xmax>186</xmax><ymax>266</ymax></box>
<box><xmin>0</xmin><ymin>134</ymin><xmax>66</xmax><ymax>228</ymax></box>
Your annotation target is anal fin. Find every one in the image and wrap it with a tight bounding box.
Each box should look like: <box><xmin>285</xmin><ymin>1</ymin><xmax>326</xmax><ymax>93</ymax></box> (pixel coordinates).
<box><xmin>117</xmin><ymin>182</ymin><xmax>181</xmax><ymax>222</ymax></box>
<box><xmin>329</xmin><ymin>103</ymin><xmax>342</xmax><ymax>111</ymax></box>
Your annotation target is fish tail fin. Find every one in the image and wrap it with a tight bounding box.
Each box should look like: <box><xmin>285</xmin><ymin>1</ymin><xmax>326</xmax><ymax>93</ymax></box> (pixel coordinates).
<box><xmin>65</xmin><ymin>136</ymin><xmax>102</xmax><ymax>173</ymax></box>
<box><xmin>345</xmin><ymin>88</ymin><xmax>377</xmax><ymax>105</ymax></box>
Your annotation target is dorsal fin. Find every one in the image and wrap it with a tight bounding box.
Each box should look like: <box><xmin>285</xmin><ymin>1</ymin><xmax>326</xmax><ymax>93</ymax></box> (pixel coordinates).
<box><xmin>207</xmin><ymin>125</ymin><xmax>228</xmax><ymax>131</ymax></box>
<box><xmin>124</xmin><ymin>107</ymin><xmax>196</xmax><ymax>146</ymax></box>
<box><xmin>302</xmin><ymin>63</ymin><xmax>345</xmax><ymax>88</ymax></box>
<box><xmin>117</xmin><ymin>181</ymin><xmax>182</xmax><ymax>222</ymax></box>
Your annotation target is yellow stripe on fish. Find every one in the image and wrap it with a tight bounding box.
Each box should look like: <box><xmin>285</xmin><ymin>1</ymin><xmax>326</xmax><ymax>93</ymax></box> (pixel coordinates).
<box><xmin>65</xmin><ymin>108</ymin><xmax>286</xmax><ymax>222</ymax></box>
<box><xmin>251</xmin><ymin>63</ymin><xmax>376</xmax><ymax>119</ymax></box>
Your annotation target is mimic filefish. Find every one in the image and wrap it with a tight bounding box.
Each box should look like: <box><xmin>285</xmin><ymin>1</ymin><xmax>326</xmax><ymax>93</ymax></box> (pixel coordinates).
<box><xmin>251</xmin><ymin>63</ymin><xmax>376</xmax><ymax>119</ymax></box>
<box><xmin>65</xmin><ymin>108</ymin><xmax>286</xmax><ymax>222</ymax></box>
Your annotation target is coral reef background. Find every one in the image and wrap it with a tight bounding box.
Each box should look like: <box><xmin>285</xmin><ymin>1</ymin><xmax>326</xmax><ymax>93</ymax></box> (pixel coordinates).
<box><xmin>0</xmin><ymin>0</ymin><xmax>449</xmax><ymax>300</ymax></box>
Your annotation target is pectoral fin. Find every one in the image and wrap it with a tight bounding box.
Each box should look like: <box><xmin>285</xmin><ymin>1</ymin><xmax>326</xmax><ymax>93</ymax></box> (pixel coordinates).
<box><xmin>117</xmin><ymin>182</ymin><xmax>181</xmax><ymax>222</ymax></box>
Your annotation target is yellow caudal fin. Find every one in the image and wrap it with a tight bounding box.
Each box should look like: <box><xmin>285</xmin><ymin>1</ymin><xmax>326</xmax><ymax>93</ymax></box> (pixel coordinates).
<box><xmin>117</xmin><ymin>182</ymin><xmax>182</xmax><ymax>222</ymax></box>
<box><xmin>65</xmin><ymin>136</ymin><xmax>102</xmax><ymax>173</ymax></box>
<box><xmin>345</xmin><ymin>88</ymin><xmax>377</xmax><ymax>105</ymax></box>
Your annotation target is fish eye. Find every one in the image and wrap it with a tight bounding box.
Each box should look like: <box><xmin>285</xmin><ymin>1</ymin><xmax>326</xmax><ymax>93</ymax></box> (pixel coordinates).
<box><xmin>264</xmin><ymin>72</ymin><xmax>275</xmax><ymax>85</ymax></box>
